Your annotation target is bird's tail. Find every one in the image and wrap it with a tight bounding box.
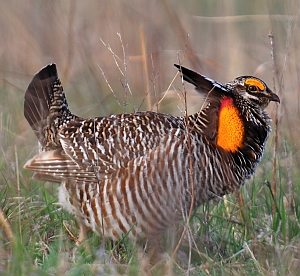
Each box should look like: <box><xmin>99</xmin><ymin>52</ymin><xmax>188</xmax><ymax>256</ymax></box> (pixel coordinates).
<box><xmin>24</xmin><ymin>64</ymin><xmax>76</xmax><ymax>151</ymax></box>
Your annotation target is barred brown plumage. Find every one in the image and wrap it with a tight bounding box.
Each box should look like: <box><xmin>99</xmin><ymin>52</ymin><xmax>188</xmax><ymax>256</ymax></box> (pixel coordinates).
<box><xmin>24</xmin><ymin>63</ymin><xmax>280</xmax><ymax>241</ymax></box>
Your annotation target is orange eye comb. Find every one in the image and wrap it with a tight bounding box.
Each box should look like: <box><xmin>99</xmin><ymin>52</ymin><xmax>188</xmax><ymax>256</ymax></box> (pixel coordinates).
<box><xmin>245</xmin><ymin>78</ymin><xmax>265</xmax><ymax>91</ymax></box>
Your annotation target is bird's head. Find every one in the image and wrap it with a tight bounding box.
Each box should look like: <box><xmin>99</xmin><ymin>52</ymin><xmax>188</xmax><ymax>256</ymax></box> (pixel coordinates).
<box><xmin>228</xmin><ymin>76</ymin><xmax>280</xmax><ymax>109</ymax></box>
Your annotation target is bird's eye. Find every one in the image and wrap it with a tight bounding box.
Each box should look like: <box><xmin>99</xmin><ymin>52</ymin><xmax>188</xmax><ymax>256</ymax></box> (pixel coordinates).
<box><xmin>248</xmin><ymin>85</ymin><xmax>258</xmax><ymax>92</ymax></box>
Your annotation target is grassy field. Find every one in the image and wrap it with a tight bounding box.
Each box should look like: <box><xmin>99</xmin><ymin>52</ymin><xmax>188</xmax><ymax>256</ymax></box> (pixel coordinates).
<box><xmin>1</xmin><ymin>0</ymin><xmax>300</xmax><ymax>275</ymax></box>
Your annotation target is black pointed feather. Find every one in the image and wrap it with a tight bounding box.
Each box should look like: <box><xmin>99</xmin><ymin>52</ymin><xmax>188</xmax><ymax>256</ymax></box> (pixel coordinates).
<box><xmin>174</xmin><ymin>64</ymin><xmax>227</xmax><ymax>94</ymax></box>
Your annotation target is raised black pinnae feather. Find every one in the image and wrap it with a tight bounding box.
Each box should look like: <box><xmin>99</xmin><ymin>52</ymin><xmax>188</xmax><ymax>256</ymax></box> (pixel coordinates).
<box><xmin>174</xmin><ymin>64</ymin><xmax>228</xmax><ymax>94</ymax></box>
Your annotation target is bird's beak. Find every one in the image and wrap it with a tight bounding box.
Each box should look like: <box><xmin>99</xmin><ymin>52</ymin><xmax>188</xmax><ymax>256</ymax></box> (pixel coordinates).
<box><xmin>267</xmin><ymin>88</ymin><xmax>280</xmax><ymax>103</ymax></box>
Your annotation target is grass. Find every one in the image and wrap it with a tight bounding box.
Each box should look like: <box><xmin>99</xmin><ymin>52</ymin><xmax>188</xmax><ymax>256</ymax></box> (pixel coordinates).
<box><xmin>1</xmin><ymin>0</ymin><xmax>300</xmax><ymax>275</ymax></box>
<box><xmin>1</xmin><ymin>161</ymin><xmax>300</xmax><ymax>275</ymax></box>
<box><xmin>2</xmin><ymin>151</ymin><xmax>300</xmax><ymax>275</ymax></box>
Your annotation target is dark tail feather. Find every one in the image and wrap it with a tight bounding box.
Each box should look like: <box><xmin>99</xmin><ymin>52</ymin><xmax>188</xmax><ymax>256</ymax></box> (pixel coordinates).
<box><xmin>174</xmin><ymin>64</ymin><xmax>225</xmax><ymax>94</ymax></box>
<box><xmin>24</xmin><ymin>64</ymin><xmax>73</xmax><ymax>149</ymax></box>
<box><xmin>24</xmin><ymin>64</ymin><xmax>58</xmax><ymax>139</ymax></box>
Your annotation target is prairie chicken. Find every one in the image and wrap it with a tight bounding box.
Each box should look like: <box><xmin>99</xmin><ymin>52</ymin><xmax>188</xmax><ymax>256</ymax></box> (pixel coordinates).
<box><xmin>24</xmin><ymin>64</ymin><xmax>279</xmax><ymax>241</ymax></box>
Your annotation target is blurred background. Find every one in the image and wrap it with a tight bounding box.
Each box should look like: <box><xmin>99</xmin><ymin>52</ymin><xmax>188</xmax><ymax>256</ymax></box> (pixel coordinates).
<box><xmin>1</xmin><ymin>0</ymin><xmax>298</xmax><ymax>150</ymax></box>
<box><xmin>0</xmin><ymin>0</ymin><xmax>299</xmax><ymax>274</ymax></box>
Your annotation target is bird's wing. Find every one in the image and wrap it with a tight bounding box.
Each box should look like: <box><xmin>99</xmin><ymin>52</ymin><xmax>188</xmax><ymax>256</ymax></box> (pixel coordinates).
<box><xmin>59</xmin><ymin>111</ymin><xmax>186</xmax><ymax>173</ymax></box>
<box><xmin>24</xmin><ymin>111</ymin><xmax>187</xmax><ymax>183</ymax></box>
